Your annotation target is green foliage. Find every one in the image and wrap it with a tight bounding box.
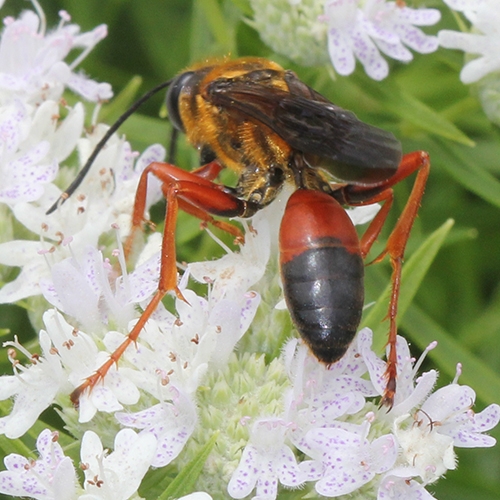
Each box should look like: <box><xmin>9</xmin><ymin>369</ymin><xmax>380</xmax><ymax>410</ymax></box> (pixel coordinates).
<box><xmin>1</xmin><ymin>1</ymin><xmax>500</xmax><ymax>499</ymax></box>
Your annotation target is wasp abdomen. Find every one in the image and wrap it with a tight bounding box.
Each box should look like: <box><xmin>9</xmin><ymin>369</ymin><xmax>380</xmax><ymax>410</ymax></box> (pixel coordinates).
<box><xmin>279</xmin><ymin>190</ymin><xmax>364</xmax><ymax>364</ymax></box>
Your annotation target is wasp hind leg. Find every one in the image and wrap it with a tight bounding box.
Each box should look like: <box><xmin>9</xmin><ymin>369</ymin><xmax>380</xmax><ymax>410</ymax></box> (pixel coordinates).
<box><xmin>343</xmin><ymin>151</ymin><xmax>430</xmax><ymax>408</ymax></box>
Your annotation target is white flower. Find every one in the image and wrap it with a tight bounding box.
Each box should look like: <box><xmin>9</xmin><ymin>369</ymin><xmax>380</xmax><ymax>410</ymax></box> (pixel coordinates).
<box><xmin>40</xmin><ymin>308</ymin><xmax>140</xmax><ymax>423</ymax></box>
<box><xmin>0</xmin><ymin>331</ymin><xmax>65</xmax><ymax>439</ymax></box>
<box><xmin>0</xmin><ymin>98</ymin><xmax>84</xmax><ymax>207</ymax></box>
<box><xmin>378</xmin><ymin>468</ymin><xmax>438</xmax><ymax>500</ymax></box>
<box><xmin>0</xmin><ymin>428</ymin><xmax>155</xmax><ymax>500</ymax></box>
<box><xmin>0</xmin><ymin>101</ymin><xmax>55</xmax><ymax>206</ymax></box>
<box><xmin>39</xmin><ymin>242</ymin><xmax>161</xmax><ymax>333</ymax></box>
<box><xmin>0</xmin><ymin>9</ymin><xmax>112</xmax><ymax>104</ymax></box>
<box><xmin>324</xmin><ymin>0</ymin><xmax>441</xmax><ymax>80</ymax></box>
<box><xmin>419</xmin><ymin>365</ymin><xmax>500</xmax><ymax>449</ymax></box>
<box><xmin>80</xmin><ymin>429</ymin><xmax>156</xmax><ymax>500</ymax></box>
<box><xmin>359</xmin><ymin>329</ymin><xmax>438</xmax><ymax>418</ymax></box>
<box><xmin>103</xmin><ymin>285</ymin><xmax>261</xmax><ymax>399</ymax></box>
<box><xmin>227</xmin><ymin>418</ymin><xmax>306</xmax><ymax>499</ymax></box>
<box><xmin>0</xmin><ymin>429</ymin><xmax>77</xmax><ymax>499</ymax></box>
<box><xmin>439</xmin><ymin>0</ymin><xmax>500</xmax><ymax>84</ymax></box>
<box><xmin>0</xmin><ymin>309</ymin><xmax>141</xmax><ymax>434</ymax></box>
<box><xmin>115</xmin><ymin>386</ymin><xmax>198</xmax><ymax>467</ymax></box>
<box><xmin>394</xmin><ymin>412</ymin><xmax>456</xmax><ymax>484</ymax></box>
<box><xmin>284</xmin><ymin>333</ymin><xmax>376</xmax><ymax>454</ymax></box>
<box><xmin>0</xmin><ymin>137</ymin><xmax>165</xmax><ymax>304</ymax></box>
<box><xmin>300</xmin><ymin>421</ymin><xmax>398</xmax><ymax>497</ymax></box>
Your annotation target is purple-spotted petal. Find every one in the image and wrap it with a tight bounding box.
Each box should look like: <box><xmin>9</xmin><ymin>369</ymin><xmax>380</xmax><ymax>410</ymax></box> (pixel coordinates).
<box><xmin>328</xmin><ymin>29</ymin><xmax>356</xmax><ymax>76</ymax></box>
<box><xmin>116</xmin><ymin>389</ymin><xmax>196</xmax><ymax>467</ymax></box>
<box><xmin>228</xmin><ymin>445</ymin><xmax>259</xmax><ymax>499</ymax></box>
<box><xmin>378</xmin><ymin>472</ymin><xmax>437</xmax><ymax>500</ymax></box>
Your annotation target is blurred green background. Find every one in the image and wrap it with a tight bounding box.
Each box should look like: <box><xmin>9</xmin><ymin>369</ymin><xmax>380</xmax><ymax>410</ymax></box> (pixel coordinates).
<box><xmin>1</xmin><ymin>0</ymin><xmax>499</xmax><ymax>499</ymax></box>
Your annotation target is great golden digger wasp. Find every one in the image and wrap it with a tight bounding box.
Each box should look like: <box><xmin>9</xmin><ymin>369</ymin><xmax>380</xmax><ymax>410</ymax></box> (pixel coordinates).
<box><xmin>47</xmin><ymin>57</ymin><xmax>429</xmax><ymax>408</ymax></box>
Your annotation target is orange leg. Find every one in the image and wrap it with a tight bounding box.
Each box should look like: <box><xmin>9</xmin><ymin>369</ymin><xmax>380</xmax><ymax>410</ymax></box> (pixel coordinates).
<box><xmin>343</xmin><ymin>151</ymin><xmax>430</xmax><ymax>408</ymax></box>
<box><xmin>70</xmin><ymin>162</ymin><xmax>249</xmax><ymax>405</ymax></box>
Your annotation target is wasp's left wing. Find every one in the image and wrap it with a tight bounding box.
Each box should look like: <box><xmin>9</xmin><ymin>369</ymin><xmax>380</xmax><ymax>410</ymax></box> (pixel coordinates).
<box><xmin>206</xmin><ymin>72</ymin><xmax>402</xmax><ymax>184</ymax></box>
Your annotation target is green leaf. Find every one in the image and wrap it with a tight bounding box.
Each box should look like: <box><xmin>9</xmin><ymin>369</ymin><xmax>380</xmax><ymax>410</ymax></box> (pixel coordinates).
<box><xmin>431</xmin><ymin>137</ymin><xmax>500</xmax><ymax>209</ymax></box>
<box><xmin>358</xmin><ymin>78</ymin><xmax>475</xmax><ymax>146</ymax></box>
<box><xmin>402</xmin><ymin>304</ymin><xmax>500</xmax><ymax>406</ymax></box>
<box><xmin>362</xmin><ymin>219</ymin><xmax>454</xmax><ymax>353</ymax></box>
<box><xmin>395</xmin><ymin>88</ymin><xmax>474</xmax><ymax>146</ymax></box>
<box><xmin>157</xmin><ymin>432</ymin><xmax>219</xmax><ymax>500</ymax></box>
<box><xmin>228</xmin><ymin>0</ymin><xmax>253</xmax><ymax>16</ymax></box>
<box><xmin>198</xmin><ymin>0</ymin><xmax>236</xmax><ymax>54</ymax></box>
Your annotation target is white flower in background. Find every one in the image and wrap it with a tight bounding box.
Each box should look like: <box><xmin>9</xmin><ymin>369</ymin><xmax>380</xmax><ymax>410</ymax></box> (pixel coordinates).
<box><xmin>249</xmin><ymin>0</ymin><xmax>440</xmax><ymax>79</ymax></box>
<box><xmin>0</xmin><ymin>6</ymin><xmax>112</xmax><ymax>210</ymax></box>
<box><xmin>438</xmin><ymin>0</ymin><xmax>500</xmax><ymax>125</ymax></box>
<box><xmin>439</xmin><ymin>0</ymin><xmax>500</xmax><ymax>84</ymax></box>
<box><xmin>323</xmin><ymin>0</ymin><xmax>441</xmax><ymax>80</ymax></box>
<box><xmin>0</xmin><ymin>9</ymin><xmax>112</xmax><ymax>104</ymax></box>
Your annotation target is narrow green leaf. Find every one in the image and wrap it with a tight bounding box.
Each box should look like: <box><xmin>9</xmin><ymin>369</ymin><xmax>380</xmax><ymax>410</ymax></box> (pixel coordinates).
<box><xmin>431</xmin><ymin>137</ymin><xmax>500</xmax><ymax>209</ymax></box>
<box><xmin>199</xmin><ymin>0</ymin><xmax>235</xmax><ymax>53</ymax></box>
<box><xmin>362</xmin><ymin>219</ymin><xmax>454</xmax><ymax>353</ymax></box>
<box><xmin>157</xmin><ymin>432</ymin><xmax>219</xmax><ymax>500</ymax></box>
<box><xmin>228</xmin><ymin>0</ymin><xmax>253</xmax><ymax>16</ymax></box>
<box><xmin>358</xmin><ymin>78</ymin><xmax>474</xmax><ymax>146</ymax></box>
<box><xmin>393</xmin><ymin>87</ymin><xmax>475</xmax><ymax>146</ymax></box>
<box><xmin>0</xmin><ymin>435</ymin><xmax>33</xmax><ymax>461</ymax></box>
<box><xmin>402</xmin><ymin>304</ymin><xmax>500</xmax><ymax>406</ymax></box>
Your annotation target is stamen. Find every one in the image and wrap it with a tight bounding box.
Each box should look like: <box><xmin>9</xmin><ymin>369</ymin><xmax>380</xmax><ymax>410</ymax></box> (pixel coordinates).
<box><xmin>412</xmin><ymin>340</ymin><xmax>437</xmax><ymax>377</ymax></box>
<box><xmin>30</xmin><ymin>0</ymin><xmax>47</xmax><ymax>35</ymax></box>
<box><xmin>452</xmin><ymin>363</ymin><xmax>462</xmax><ymax>385</ymax></box>
<box><xmin>204</xmin><ymin>227</ymin><xmax>233</xmax><ymax>254</ymax></box>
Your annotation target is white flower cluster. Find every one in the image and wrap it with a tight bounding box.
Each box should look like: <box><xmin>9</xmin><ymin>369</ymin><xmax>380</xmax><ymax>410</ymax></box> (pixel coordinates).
<box><xmin>0</xmin><ymin>428</ymin><xmax>207</xmax><ymax>500</ymax></box>
<box><xmin>323</xmin><ymin>0</ymin><xmax>440</xmax><ymax>80</ymax></box>
<box><xmin>227</xmin><ymin>331</ymin><xmax>499</xmax><ymax>499</ymax></box>
<box><xmin>250</xmin><ymin>0</ymin><xmax>500</xmax><ymax>85</ymax></box>
<box><xmin>250</xmin><ymin>0</ymin><xmax>441</xmax><ymax>80</ymax></box>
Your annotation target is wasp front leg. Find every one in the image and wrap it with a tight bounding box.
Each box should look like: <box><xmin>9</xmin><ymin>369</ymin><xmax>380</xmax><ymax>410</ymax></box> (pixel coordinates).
<box><xmin>342</xmin><ymin>151</ymin><xmax>430</xmax><ymax>408</ymax></box>
<box><xmin>70</xmin><ymin>161</ymin><xmax>249</xmax><ymax>405</ymax></box>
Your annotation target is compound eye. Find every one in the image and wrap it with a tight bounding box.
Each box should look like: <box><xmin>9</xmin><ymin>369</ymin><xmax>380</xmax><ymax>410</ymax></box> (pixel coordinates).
<box><xmin>166</xmin><ymin>71</ymin><xmax>195</xmax><ymax>133</ymax></box>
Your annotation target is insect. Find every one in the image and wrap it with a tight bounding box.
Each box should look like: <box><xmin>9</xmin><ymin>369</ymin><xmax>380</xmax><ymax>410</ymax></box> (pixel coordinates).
<box><xmin>48</xmin><ymin>57</ymin><xmax>429</xmax><ymax>408</ymax></box>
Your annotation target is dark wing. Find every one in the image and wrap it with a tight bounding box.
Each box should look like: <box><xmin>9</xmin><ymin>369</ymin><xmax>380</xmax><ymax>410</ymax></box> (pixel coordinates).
<box><xmin>206</xmin><ymin>73</ymin><xmax>402</xmax><ymax>184</ymax></box>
